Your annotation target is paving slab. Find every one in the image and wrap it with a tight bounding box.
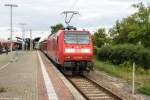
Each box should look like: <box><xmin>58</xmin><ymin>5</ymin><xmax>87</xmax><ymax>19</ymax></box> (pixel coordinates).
<box><xmin>0</xmin><ymin>51</ymin><xmax>16</xmax><ymax>67</ymax></box>
<box><xmin>0</xmin><ymin>51</ymin><xmax>38</xmax><ymax>100</ymax></box>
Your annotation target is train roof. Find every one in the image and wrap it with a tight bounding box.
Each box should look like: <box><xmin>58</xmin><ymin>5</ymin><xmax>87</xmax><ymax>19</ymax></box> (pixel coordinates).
<box><xmin>58</xmin><ymin>29</ymin><xmax>89</xmax><ymax>33</ymax></box>
<box><xmin>48</xmin><ymin>30</ymin><xmax>91</xmax><ymax>38</ymax></box>
<box><xmin>39</xmin><ymin>37</ymin><xmax>48</xmax><ymax>43</ymax></box>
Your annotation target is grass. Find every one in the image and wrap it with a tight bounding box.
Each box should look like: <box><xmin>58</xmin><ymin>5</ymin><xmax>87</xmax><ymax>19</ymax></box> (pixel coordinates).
<box><xmin>94</xmin><ymin>56</ymin><xmax>132</xmax><ymax>80</ymax></box>
<box><xmin>94</xmin><ymin>56</ymin><xmax>150</xmax><ymax>95</ymax></box>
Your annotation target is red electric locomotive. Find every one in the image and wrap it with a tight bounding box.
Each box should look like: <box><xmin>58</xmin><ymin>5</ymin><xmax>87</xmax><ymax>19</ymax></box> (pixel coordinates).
<box><xmin>46</xmin><ymin>27</ymin><xmax>93</xmax><ymax>74</ymax></box>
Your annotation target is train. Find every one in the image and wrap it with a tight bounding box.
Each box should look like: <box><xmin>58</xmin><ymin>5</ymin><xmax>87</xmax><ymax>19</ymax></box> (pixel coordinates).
<box><xmin>40</xmin><ymin>26</ymin><xmax>94</xmax><ymax>74</ymax></box>
<box><xmin>40</xmin><ymin>39</ymin><xmax>47</xmax><ymax>54</ymax></box>
<box><xmin>0</xmin><ymin>40</ymin><xmax>18</xmax><ymax>54</ymax></box>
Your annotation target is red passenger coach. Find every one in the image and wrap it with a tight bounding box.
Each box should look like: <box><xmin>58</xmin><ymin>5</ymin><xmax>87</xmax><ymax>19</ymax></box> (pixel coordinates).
<box><xmin>46</xmin><ymin>28</ymin><xmax>94</xmax><ymax>73</ymax></box>
<box><xmin>0</xmin><ymin>39</ymin><xmax>18</xmax><ymax>53</ymax></box>
<box><xmin>40</xmin><ymin>39</ymin><xmax>48</xmax><ymax>54</ymax></box>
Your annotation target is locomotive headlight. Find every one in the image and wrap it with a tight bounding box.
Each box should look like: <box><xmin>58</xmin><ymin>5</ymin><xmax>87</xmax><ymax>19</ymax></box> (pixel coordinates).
<box><xmin>81</xmin><ymin>49</ymin><xmax>90</xmax><ymax>53</ymax></box>
<box><xmin>65</xmin><ymin>56</ymin><xmax>71</xmax><ymax>59</ymax></box>
<box><xmin>86</xmin><ymin>56</ymin><xmax>91</xmax><ymax>59</ymax></box>
<box><xmin>65</xmin><ymin>48</ymin><xmax>75</xmax><ymax>53</ymax></box>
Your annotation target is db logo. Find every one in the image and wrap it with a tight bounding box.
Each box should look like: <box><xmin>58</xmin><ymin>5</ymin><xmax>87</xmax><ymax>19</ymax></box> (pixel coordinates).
<box><xmin>76</xmin><ymin>49</ymin><xmax>81</xmax><ymax>52</ymax></box>
<box><xmin>76</xmin><ymin>46</ymin><xmax>79</xmax><ymax>48</ymax></box>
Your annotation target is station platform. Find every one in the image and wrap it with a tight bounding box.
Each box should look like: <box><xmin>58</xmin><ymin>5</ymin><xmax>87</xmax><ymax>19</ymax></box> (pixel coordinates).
<box><xmin>0</xmin><ymin>51</ymin><xmax>84</xmax><ymax>100</ymax></box>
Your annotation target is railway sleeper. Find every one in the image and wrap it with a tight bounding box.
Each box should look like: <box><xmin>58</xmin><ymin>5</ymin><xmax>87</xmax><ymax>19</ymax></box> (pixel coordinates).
<box><xmin>79</xmin><ymin>87</ymin><xmax>98</xmax><ymax>90</ymax></box>
<box><xmin>76</xmin><ymin>81</ymin><xmax>90</xmax><ymax>83</ymax></box>
<box><xmin>89</xmin><ymin>96</ymin><xmax>113</xmax><ymax>100</ymax></box>
<box><xmin>68</xmin><ymin>77</ymin><xmax>121</xmax><ymax>100</ymax></box>
<box><xmin>77</xmin><ymin>84</ymin><xmax>94</xmax><ymax>87</ymax></box>
<box><xmin>86</xmin><ymin>93</ymin><xmax>109</xmax><ymax>97</ymax></box>
<box><xmin>71</xmin><ymin>79</ymin><xmax>88</xmax><ymax>81</ymax></box>
<box><xmin>72</xmin><ymin>80</ymin><xmax>90</xmax><ymax>82</ymax></box>
<box><xmin>80</xmin><ymin>88</ymin><xmax>100</xmax><ymax>91</ymax></box>
<box><xmin>73</xmin><ymin>81</ymin><xmax>92</xmax><ymax>84</ymax></box>
<box><xmin>83</xmin><ymin>90</ymin><xmax>104</xmax><ymax>94</ymax></box>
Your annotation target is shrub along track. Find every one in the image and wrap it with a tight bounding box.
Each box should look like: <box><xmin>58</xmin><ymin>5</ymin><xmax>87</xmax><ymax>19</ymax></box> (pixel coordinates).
<box><xmin>67</xmin><ymin>75</ymin><xmax>122</xmax><ymax>100</ymax></box>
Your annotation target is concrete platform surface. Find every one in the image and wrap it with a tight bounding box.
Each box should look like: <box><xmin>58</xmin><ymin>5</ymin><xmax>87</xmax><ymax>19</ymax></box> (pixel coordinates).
<box><xmin>0</xmin><ymin>51</ymin><xmax>82</xmax><ymax>100</ymax></box>
<box><xmin>0</xmin><ymin>51</ymin><xmax>38</xmax><ymax>100</ymax></box>
<box><xmin>0</xmin><ymin>51</ymin><xmax>16</xmax><ymax>67</ymax></box>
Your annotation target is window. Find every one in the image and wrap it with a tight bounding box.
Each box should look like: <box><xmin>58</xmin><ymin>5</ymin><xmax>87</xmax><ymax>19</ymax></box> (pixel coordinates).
<box><xmin>64</xmin><ymin>32</ymin><xmax>90</xmax><ymax>44</ymax></box>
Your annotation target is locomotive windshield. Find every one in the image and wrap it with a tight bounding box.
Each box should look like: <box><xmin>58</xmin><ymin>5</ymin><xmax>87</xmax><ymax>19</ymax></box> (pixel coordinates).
<box><xmin>64</xmin><ymin>32</ymin><xmax>90</xmax><ymax>44</ymax></box>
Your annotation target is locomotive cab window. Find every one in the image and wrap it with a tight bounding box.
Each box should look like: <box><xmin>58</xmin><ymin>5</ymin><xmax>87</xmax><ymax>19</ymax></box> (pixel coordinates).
<box><xmin>64</xmin><ymin>32</ymin><xmax>90</xmax><ymax>44</ymax></box>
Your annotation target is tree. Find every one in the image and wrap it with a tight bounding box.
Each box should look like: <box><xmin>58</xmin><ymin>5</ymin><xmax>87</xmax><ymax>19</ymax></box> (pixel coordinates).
<box><xmin>132</xmin><ymin>2</ymin><xmax>150</xmax><ymax>47</ymax></box>
<box><xmin>109</xmin><ymin>2</ymin><xmax>150</xmax><ymax>47</ymax></box>
<box><xmin>51</xmin><ymin>24</ymin><xmax>64</xmax><ymax>34</ymax></box>
<box><xmin>93</xmin><ymin>28</ymin><xmax>107</xmax><ymax>47</ymax></box>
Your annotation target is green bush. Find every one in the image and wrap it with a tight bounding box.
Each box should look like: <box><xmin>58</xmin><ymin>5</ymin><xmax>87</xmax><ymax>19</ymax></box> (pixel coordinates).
<box><xmin>97</xmin><ymin>44</ymin><xmax>150</xmax><ymax>69</ymax></box>
<box><xmin>138</xmin><ymin>85</ymin><xmax>150</xmax><ymax>95</ymax></box>
<box><xmin>97</xmin><ymin>45</ymin><xmax>113</xmax><ymax>61</ymax></box>
<box><xmin>131</xmin><ymin>48</ymin><xmax>150</xmax><ymax>70</ymax></box>
<box><xmin>93</xmin><ymin>46</ymin><xmax>99</xmax><ymax>55</ymax></box>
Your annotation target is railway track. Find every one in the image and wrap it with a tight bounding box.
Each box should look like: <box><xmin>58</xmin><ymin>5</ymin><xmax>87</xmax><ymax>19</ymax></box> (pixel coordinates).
<box><xmin>67</xmin><ymin>75</ymin><xmax>122</xmax><ymax>100</ymax></box>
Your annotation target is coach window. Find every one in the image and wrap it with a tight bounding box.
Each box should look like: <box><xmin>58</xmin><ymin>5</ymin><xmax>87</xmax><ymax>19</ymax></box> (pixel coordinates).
<box><xmin>53</xmin><ymin>38</ymin><xmax>55</xmax><ymax>50</ymax></box>
<box><xmin>57</xmin><ymin>37</ymin><xmax>59</xmax><ymax>43</ymax></box>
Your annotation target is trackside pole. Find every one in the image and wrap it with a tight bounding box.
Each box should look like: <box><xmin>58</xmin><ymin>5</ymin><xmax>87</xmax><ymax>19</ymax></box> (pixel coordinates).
<box><xmin>132</xmin><ymin>62</ymin><xmax>135</xmax><ymax>95</ymax></box>
<box><xmin>30</xmin><ymin>29</ymin><xmax>32</xmax><ymax>51</ymax></box>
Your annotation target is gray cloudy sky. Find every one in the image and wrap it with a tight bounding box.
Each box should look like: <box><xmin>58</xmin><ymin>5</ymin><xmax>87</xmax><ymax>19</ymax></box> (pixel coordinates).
<box><xmin>0</xmin><ymin>0</ymin><xmax>149</xmax><ymax>40</ymax></box>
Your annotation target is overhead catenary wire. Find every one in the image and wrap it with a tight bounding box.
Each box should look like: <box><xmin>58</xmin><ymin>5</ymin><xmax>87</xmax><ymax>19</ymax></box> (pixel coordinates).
<box><xmin>61</xmin><ymin>0</ymin><xmax>80</xmax><ymax>26</ymax></box>
<box><xmin>69</xmin><ymin>0</ymin><xmax>79</xmax><ymax>10</ymax></box>
<box><xmin>62</xmin><ymin>11</ymin><xmax>79</xmax><ymax>26</ymax></box>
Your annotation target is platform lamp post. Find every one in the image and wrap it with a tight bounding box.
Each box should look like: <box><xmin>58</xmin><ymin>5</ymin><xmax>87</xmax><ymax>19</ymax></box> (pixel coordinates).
<box><xmin>19</xmin><ymin>23</ymin><xmax>26</xmax><ymax>51</ymax></box>
<box><xmin>29</xmin><ymin>29</ymin><xmax>32</xmax><ymax>51</ymax></box>
<box><xmin>4</xmin><ymin>4</ymin><xmax>18</xmax><ymax>52</ymax></box>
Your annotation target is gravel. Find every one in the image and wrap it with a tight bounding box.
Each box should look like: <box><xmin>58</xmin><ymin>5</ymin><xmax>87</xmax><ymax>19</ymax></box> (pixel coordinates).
<box><xmin>87</xmin><ymin>70</ymin><xmax>149</xmax><ymax>100</ymax></box>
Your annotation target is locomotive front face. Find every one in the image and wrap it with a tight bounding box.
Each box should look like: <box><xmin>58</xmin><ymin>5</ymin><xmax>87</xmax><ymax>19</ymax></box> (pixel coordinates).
<box><xmin>63</xmin><ymin>31</ymin><xmax>93</xmax><ymax>61</ymax></box>
<box><xmin>62</xmin><ymin>31</ymin><xmax>94</xmax><ymax>72</ymax></box>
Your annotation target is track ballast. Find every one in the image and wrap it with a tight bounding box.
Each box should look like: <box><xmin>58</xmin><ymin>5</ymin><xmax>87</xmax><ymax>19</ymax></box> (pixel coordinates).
<box><xmin>67</xmin><ymin>75</ymin><xmax>122</xmax><ymax>100</ymax></box>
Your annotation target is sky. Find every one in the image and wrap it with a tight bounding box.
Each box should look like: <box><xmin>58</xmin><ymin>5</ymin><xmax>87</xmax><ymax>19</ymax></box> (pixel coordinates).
<box><xmin>0</xmin><ymin>0</ymin><xmax>149</xmax><ymax>40</ymax></box>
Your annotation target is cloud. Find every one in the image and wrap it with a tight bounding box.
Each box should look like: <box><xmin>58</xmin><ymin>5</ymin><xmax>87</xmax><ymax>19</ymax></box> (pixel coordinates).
<box><xmin>0</xmin><ymin>0</ymin><xmax>148</xmax><ymax>39</ymax></box>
